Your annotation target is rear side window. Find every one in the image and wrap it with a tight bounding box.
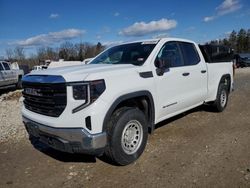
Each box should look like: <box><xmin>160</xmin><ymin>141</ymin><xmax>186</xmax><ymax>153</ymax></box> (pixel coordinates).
<box><xmin>0</xmin><ymin>63</ymin><xmax>4</xmax><ymax>71</ymax></box>
<box><xmin>179</xmin><ymin>42</ymin><xmax>200</xmax><ymax>66</ymax></box>
<box><xmin>2</xmin><ymin>62</ymin><xmax>10</xmax><ymax>70</ymax></box>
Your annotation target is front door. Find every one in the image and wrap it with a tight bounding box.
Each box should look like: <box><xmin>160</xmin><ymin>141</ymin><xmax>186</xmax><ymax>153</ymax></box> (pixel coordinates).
<box><xmin>154</xmin><ymin>41</ymin><xmax>207</xmax><ymax>122</ymax></box>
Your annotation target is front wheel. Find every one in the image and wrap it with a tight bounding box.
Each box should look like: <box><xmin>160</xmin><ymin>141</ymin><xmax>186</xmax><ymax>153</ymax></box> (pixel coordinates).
<box><xmin>104</xmin><ymin>107</ymin><xmax>148</xmax><ymax>165</ymax></box>
<box><xmin>212</xmin><ymin>82</ymin><xmax>229</xmax><ymax>112</ymax></box>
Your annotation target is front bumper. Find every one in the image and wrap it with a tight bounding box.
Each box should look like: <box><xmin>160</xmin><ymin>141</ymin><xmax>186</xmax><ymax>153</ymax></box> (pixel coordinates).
<box><xmin>23</xmin><ymin>116</ymin><xmax>107</xmax><ymax>155</ymax></box>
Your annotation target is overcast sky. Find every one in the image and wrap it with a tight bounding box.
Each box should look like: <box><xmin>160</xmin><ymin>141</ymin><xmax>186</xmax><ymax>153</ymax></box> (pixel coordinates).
<box><xmin>0</xmin><ymin>0</ymin><xmax>250</xmax><ymax>57</ymax></box>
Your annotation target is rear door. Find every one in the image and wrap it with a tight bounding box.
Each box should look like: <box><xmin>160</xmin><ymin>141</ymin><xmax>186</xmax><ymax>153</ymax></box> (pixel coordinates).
<box><xmin>154</xmin><ymin>41</ymin><xmax>207</xmax><ymax>121</ymax></box>
<box><xmin>177</xmin><ymin>42</ymin><xmax>207</xmax><ymax>107</ymax></box>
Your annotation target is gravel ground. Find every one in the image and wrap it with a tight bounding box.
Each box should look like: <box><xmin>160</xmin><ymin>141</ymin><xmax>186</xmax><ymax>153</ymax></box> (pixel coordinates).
<box><xmin>0</xmin><ymin>90</ymin><xmax>27</xmax><ymax>143</ymax></box>
<box><xmin>0</xmin><ymin>68</ymin><xmax>250</xmax><ymax>188</ymax></box>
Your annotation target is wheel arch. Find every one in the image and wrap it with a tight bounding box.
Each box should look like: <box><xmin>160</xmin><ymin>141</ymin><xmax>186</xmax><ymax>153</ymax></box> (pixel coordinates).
<box><xmin>102</xmin><ymin>90</ymin><xmax>155</xmax><ymax>133</ymax></box>
<box><xmin>219</xmin><ymin>74</ymin><xmax>231</xmax><ymax>93</ymax></box>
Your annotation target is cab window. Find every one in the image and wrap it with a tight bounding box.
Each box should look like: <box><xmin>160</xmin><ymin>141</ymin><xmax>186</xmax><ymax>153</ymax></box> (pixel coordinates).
<box><xmin>2</xmin><ymin>62</ymin><xmax>10</xmax><ymax>70</ymax></box>
<box><xmin>0</xmin><ymin>63</ymin><xmax>4</xmax><ymax>71</ymax></box>
<box><xmin>179</xmin><ymin>42</ymin><xmax>200</xmax><ymax>66</ymax></box>
<box><xmin>156</xmin><ymin>41</ymin><xmax>184</xmax><ymax>67</ymax></box>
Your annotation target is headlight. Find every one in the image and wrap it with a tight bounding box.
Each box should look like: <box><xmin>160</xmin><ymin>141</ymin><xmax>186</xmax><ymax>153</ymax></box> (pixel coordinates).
<box><xmin>71</xmin><ymin>80</ymin><xmax>105</xmax><ymax>113</ymax></box>
<box><xmin>90</xmin><ymin>80</ymin><xmax>106</xmax><ymax>103</ymax></box>
<box><xmin>73</xmin><ymin>84</ymin><xmax>88</xmax><ymax>100</ymax></box>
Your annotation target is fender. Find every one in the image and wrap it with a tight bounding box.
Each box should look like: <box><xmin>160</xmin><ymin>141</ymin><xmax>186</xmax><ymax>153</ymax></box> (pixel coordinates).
<box><xmin>219</xmin><ymin>74</ymin><xmax>231</xmax><ymax>93</ymax></box>
<box><xmin>102</xmin><ymin>90</ymin><xmax>155</xmax><ymax>132</ymax></box>
<box><xmin>210</xmin><ymin>74</ymin><xmax>231</xmax><ymax>102</ymax></box>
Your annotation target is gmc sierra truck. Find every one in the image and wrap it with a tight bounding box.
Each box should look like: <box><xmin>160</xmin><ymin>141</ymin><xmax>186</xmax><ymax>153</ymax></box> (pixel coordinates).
<box><xmin>21</xmin><ymin>38</ymin><xmax>234</xmax><ymax>165</ymax></box>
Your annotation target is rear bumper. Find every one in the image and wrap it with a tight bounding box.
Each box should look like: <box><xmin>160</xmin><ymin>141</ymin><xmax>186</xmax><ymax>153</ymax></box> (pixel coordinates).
<box><xmin>22</xmin><ymin>116</ymin><xmax>107</xmax><ymax>155</ymax></box>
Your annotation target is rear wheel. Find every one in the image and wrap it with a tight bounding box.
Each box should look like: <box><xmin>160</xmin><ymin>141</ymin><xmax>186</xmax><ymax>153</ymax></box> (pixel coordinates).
<box><xmin>212</xmin><ymin>82</ymin><xmax>229</xmax><ymax>112</ymax></box>
<box><xmin>105</xmin><ymin>107</ymin><xmax>148</xmax><ymax>165</ymax></box>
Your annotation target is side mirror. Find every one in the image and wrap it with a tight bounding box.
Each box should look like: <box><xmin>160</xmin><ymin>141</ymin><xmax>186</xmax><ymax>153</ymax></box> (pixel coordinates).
<box><xmin>154</xmin><ymin>58</ymin><xmax>170</xmax><ymax>76</ymax></box>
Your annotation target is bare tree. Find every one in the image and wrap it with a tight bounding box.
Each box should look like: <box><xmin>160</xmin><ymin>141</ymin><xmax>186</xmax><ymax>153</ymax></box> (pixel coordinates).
<box><xmin>5</xmin><ymin>48</ymin><xmax>14</xmax><ymax>60</ymax></box>
<box><xmin>95</xmin><ymin>42</ymin><xmax>103</xmax><ymax>54</ymax></box>
<box><xmin>59</xmin><ymin>41</ymin><xmax>77</xmax><ymax>60</ymax></box>
<box><xmin>37</xmin><ymin>47</ymin><xmax>46</xmax><ymax>61</ymax></box>
<box><xmin>14</xmin><ymin>46</ymin><xmax>25</xmax><ymax>60</ymax></box>
<box><xmin>37</xmin><ymin>47</ymin><xmax>58</xmax><ymax>61</ymax></box>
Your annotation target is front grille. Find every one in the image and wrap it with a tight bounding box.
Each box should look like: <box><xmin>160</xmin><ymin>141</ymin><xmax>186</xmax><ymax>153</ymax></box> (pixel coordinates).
<box><xmin>22</xmin><ymin>82</ymin><xmax>67</xmax><ymax>117</ymax></box>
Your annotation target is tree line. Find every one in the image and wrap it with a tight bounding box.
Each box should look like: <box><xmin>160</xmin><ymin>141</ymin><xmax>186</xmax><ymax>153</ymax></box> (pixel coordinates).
<box><xmin>207</xmin><ymin>28</ymin><xmax>250</xmax><ymax>53</ymax></box>
<box><xmin>5</xmin><ymin>41</ymin><xmax>105</xmax><ymax>69</ymax></box>
<box><xmin>5</xmin><ymin>28</ymin><xmax>250</xmax><ymax>69</ymax></box>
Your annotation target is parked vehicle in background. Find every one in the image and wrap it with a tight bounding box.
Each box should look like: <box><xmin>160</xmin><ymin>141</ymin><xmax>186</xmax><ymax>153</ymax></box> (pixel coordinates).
<box><xmin>32</xmin><ymin>66</ymin><xmax>43</xmax><ymax>71</ymax></box>
<box><xmin>0</xmin><ymin>61</ymin><xmax>23</xmax><ymax>89</ymax></box>
<box><xmin>21</xmin><ymin>38</ymin><xmax>234</xmax><ymax>165</ymax></box>
<box><xmin>10</xmin><ymin>62</ymin><xmax>25</xmax><ymax>81</ymax></box>
<box><xmin>198</xmin><ymin>44</ymin><xmax>233</xmax><ymax>63</ymax></box>
<box><xmin>234</xmin><ymin>53</ymin><xmax>250</xmax><ymax>68</ymax></box>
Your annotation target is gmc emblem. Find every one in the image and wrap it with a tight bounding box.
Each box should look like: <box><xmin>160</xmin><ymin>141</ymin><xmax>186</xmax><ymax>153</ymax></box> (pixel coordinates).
<box><xmin>24</xmin><ymin>88</ymin><xmax>42</xmax><ymax>96</ymax></box>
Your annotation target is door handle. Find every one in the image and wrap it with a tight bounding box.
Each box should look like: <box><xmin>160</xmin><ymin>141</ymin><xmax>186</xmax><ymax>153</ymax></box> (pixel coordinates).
<box><xmin>182</xmin><ymin>72</ymin><xmax>190</xmax><ymax>76</ymax></box>
<box><xmin>201</xmin><ymin>70</ymin><xmax>207</xmax><ymax>73</ymax></box>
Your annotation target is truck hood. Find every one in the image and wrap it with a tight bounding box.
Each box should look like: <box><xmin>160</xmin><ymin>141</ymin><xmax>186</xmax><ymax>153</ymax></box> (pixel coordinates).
<box><xmin>30</xmin><ymin>64</ymin><xmax>137</xmax><ymax>82</ymax></box>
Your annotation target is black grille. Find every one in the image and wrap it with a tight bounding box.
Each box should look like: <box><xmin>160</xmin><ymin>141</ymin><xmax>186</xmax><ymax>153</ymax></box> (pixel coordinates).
<box><xmin>22</xmin><ymin>82</ymin><xmax>67</xmax><ymax>117</ymax></box>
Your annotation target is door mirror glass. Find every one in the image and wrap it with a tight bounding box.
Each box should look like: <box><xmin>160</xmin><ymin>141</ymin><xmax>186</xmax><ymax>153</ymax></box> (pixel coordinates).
<box><xmin>155</xmin><ymin>58</ymin><xmax>171</xmax><ymax>69</ymax></box>
<box><xmin>154</xmin><ymin>58</ymin><xmax>170</xmax><ymax>76</ymax></box>
<box><xmin>154</xmin><ymin>58</ymin><xmax>163</xmax><ymax>68</ymax></box>
<box><xmin>154</xmin><ymin>58</ymin><xmax>166</xmax><ymax>76</ymax></box>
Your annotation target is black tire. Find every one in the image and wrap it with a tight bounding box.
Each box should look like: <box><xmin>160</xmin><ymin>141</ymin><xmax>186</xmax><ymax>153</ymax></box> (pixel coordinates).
<box><xmin>16</xmin><ymin>76</ymin><xmax>22</xmax><ymax>89</ymax></box>
<box><xmin>104</xmin><ymin>107</ymin><xmax>148</xmax><ymax>166</ymax></box>
<box><xmin>212</xmin><ymin>82</ymin><xmax>229</xmax><ymax>112</ymax></box>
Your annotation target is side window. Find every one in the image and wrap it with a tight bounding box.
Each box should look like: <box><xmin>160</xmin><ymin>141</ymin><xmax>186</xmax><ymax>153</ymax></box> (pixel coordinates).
<box><xmin>0</xmin><ymin>63</ymin><xmax>4</xmax><ymax>71</ymax></box>
<box><xmin>156</xmin><ymin>41</ymin><xmax>184</xmax><ymax>67</ymax></box>
<box><xmin>2</xmin><ymin>62</ymin><xmax>10</xmax><ymax>70</ymax></box>
<box><xmin>179</xmin><ymin>42</ymin><xmax>200</xmax><ymax>66</ymax></box>
<box><xmin>101</xmin><ymin>51</ymin><xmax>123</xmax><ymax>64</ymax></box>
<box><xmin>109</xmin><ymin>51</ymin><xmax>123</xmax><ymax>63</ymax></box>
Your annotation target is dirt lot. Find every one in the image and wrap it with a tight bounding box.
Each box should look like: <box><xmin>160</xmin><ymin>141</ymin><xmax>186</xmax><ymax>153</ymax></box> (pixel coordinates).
<box><xmin>0</xmin><ymin>69</ymin><xmax>250</xmax><ymax>188</ymax></box>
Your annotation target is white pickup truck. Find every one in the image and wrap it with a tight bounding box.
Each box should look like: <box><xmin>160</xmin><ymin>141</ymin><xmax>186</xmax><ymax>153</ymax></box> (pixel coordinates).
<box><xmin>0</xmin><ymin>61</ymin><xmax>23</xmax><ymax>89</ymax></box>
<box><xmin>21</xmin><ymin>38</ymin><xmax>234</xmax><ymax>165</ymax></box>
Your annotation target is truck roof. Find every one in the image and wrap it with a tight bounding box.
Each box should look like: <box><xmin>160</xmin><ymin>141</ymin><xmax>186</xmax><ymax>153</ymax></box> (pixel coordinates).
<box><xmin>118</xmin><ymin>37</ymin><xmax>196</xmax><ymax>46</ymax></box>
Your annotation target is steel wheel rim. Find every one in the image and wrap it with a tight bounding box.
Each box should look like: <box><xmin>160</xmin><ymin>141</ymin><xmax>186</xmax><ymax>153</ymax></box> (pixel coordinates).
<box><xmin>220</xmin><ymin>89</ymin><xmax>227</xmax><ymax>107</ymax></box>
<box><xmin>121</xmin><ymin>120</ymin><xmax>143</xmax><ymax>155</ymax></box>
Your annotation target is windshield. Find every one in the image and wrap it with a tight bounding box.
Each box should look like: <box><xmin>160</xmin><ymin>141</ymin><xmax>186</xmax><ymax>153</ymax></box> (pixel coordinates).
<box><xmin>90</xmin><ymin>42</ymin><xmax>157</xmax><ymax>66</ymax></box>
